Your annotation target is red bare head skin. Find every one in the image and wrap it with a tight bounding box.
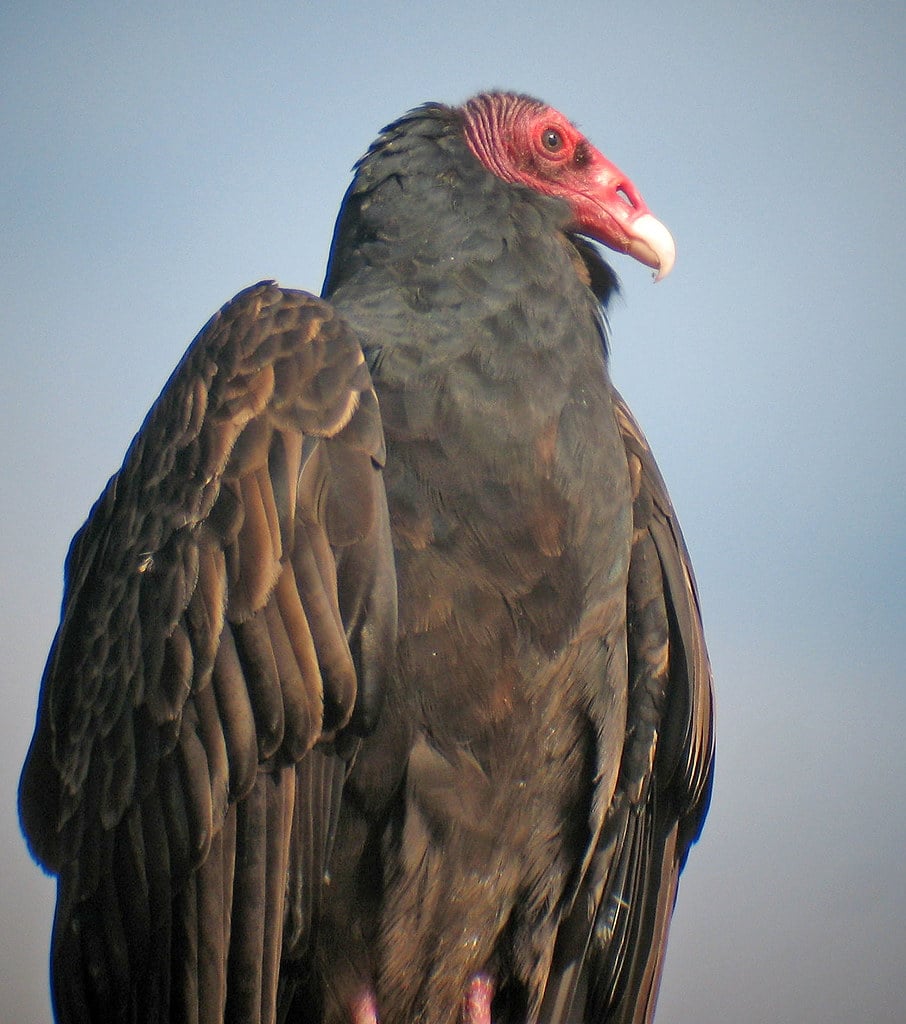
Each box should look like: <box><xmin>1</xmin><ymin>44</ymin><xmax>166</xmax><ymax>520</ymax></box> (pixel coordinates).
<box><xmin>460</xmin><ymin>93</ymin><xmax>675</xmax><ymax>281</ymax></box>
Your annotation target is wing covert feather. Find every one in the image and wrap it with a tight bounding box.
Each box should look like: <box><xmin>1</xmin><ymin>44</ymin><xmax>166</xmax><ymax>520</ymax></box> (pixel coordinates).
<box><xmin>19</xmin><ymin>281</ymin><xmax>397</xmax><ymax>1024</ymax></box>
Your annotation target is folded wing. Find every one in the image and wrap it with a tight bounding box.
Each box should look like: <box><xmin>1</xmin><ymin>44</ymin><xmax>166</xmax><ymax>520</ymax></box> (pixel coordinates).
<box><xmin>19</xmin><ymin>281</ymin><xmax>397</xmax><ymax>1024</ymax></box>
<box><xmin>540</xmin><ymin>389</ymin><xmax>714</xmax><ymax>1024</ymax></box>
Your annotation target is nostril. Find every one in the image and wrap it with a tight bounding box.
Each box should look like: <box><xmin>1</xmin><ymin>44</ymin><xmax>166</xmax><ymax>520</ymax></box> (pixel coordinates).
<box><xmin>616</xmin><ymin>186</ymin><xmax>635</xmax><ymax>208</ymax></box>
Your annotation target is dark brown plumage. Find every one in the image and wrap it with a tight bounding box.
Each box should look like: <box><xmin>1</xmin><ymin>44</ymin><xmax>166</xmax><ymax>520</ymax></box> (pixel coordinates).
<box><xmin>20</xmin><ymin>93</ymin><xmax>713</xmax><ymax>1024</ymax></box>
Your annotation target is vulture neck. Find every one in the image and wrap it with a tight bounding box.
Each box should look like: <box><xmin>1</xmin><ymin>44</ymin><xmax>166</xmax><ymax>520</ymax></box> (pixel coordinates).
<box><xmin>322</xmin><ymin>103</ymin><xmax>618</xmax><ymax>375</ymax></box>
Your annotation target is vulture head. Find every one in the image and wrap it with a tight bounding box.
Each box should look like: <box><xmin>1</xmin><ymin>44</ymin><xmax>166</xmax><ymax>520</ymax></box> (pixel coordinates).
<box><xmin>460</xmin><ymin>92</ymin><xmax>676</xmax><ymax>280</ymax></box>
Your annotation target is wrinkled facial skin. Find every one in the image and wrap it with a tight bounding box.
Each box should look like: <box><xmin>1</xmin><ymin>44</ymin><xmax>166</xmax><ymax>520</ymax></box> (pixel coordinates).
<box><xmin>461</xmin><ymin>93</ymin><xmax>675</xmax><ymax>280</ymax></box>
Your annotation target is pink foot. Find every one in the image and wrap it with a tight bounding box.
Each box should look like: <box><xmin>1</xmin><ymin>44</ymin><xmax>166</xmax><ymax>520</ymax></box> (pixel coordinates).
<box><xmin>463</xmin><ymin>972</ymin><xmax>495</xmax><ymax>1024</ymax></box>
<box><xmin>350</xmin><ymin>989</ymin><xmax>379</xmax><ymax>1024</ymax></box>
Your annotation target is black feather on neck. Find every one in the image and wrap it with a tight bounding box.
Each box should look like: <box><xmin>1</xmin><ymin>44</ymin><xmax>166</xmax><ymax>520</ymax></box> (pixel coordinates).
<box><xmin>323</xmin><ymin>102</ymin><xmax>619</xmax><ymax>372</ymax></box>
<box><xmin>567</xmin><ymin>235</ymin><xmax>620</xmax><ymax>307</ymax></box>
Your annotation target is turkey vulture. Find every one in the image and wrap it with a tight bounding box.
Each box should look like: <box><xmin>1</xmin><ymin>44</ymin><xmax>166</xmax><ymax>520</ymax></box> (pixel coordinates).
<box><xmin>19</xmin><ymin>92</ymin><xmax>713</xmax><ymax>1024</ymax></box>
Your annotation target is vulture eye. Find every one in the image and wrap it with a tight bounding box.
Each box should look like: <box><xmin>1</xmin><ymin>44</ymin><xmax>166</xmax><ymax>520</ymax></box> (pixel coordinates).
<box><xmin>541</xmin><ymin>128</ymin><xmax>564</xmax><ymax>153</ymax></box>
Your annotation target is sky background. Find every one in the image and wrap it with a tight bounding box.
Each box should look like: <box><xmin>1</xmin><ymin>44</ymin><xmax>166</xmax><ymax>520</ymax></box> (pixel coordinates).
<box><xmin>2</xmin><ymin>2</ymin><xmax>904</xmax><ymax>1022</ymax></box>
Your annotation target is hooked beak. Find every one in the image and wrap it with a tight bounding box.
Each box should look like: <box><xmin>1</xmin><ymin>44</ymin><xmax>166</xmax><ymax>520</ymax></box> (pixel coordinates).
<box><xmin>623</xmin><ymin>212</ymin><xmax>676</xmax><ymax>282</ymax></box>
<box><xmin>574</xmin><ymin>161</ymin><xmax>676</xmax><ymax>281</ymax></box>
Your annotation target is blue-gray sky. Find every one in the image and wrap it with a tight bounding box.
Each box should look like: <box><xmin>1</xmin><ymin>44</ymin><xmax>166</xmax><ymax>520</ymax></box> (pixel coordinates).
<box><xmin>2</xmin><ymin>3</ymin><xmax>904</xmax><ymax>1021</ymax></box>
